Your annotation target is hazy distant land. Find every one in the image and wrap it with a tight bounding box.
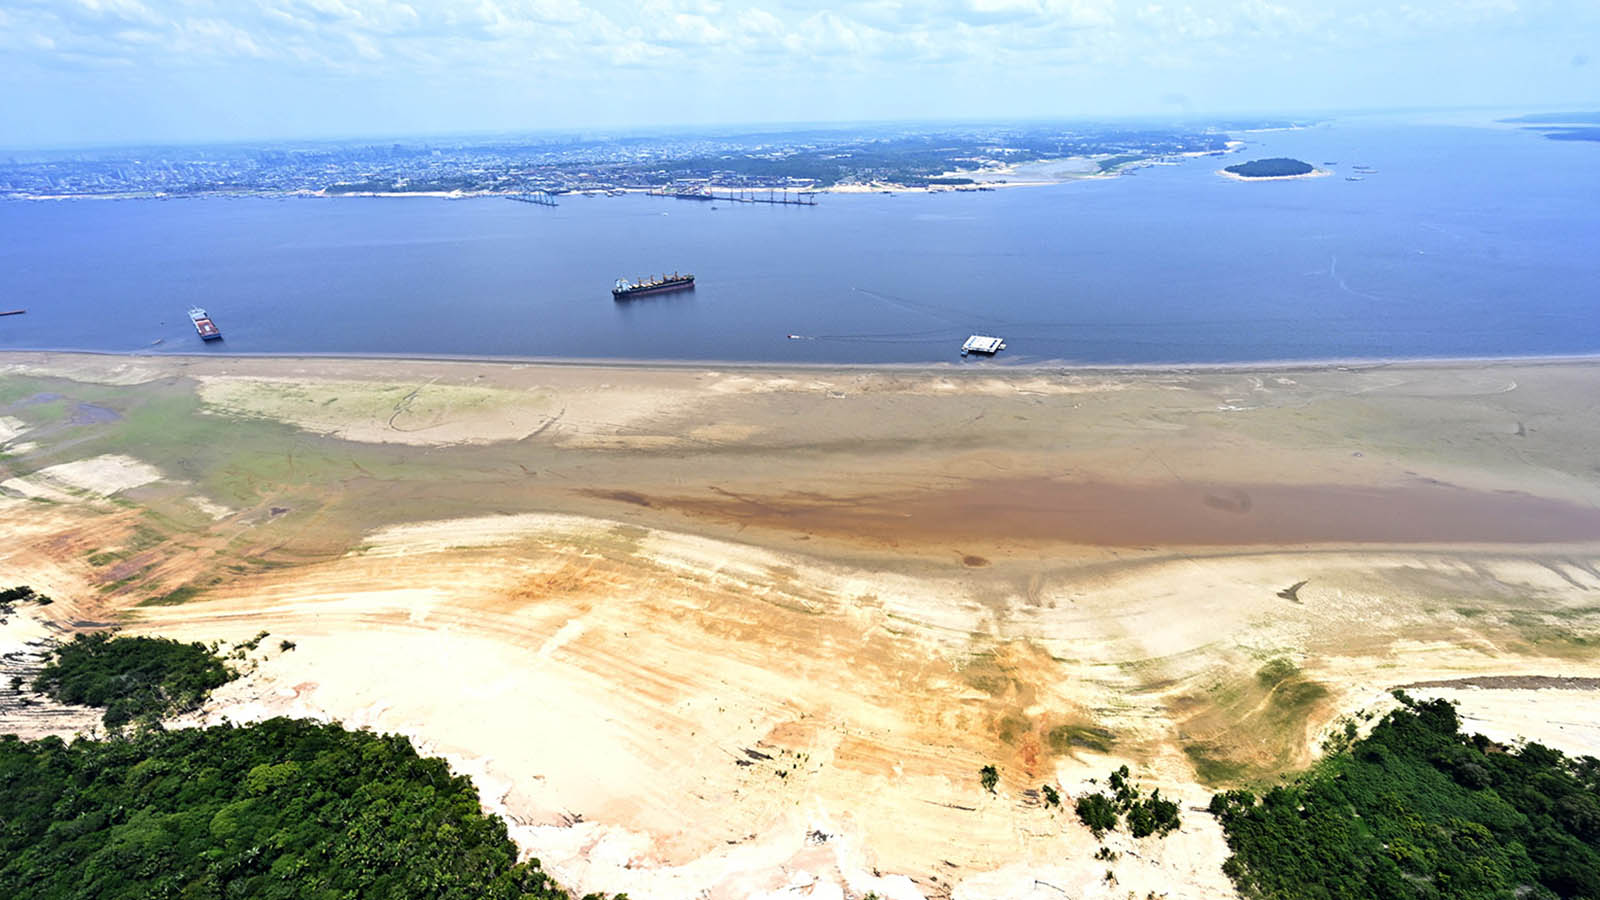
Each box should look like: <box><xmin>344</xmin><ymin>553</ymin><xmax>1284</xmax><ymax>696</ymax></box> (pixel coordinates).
<box><xmin>0</xmin><ymin>119</ymin><xmax>1296</xmax><ymax>199</ymax></box>
<box><xmin>1500</xmin><ymin>111</ymin><xmax>1600</xmax><ymax>143</ymax></box>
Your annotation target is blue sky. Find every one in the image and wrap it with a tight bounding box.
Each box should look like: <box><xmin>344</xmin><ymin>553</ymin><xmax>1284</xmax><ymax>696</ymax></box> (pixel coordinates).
<box><xmin>2</xmin><ymin>0</ymin><xmax>1596</xmax><ymax>146</ymax></box>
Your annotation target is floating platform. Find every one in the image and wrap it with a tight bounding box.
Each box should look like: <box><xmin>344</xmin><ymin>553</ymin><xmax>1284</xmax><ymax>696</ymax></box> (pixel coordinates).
<box><xmin>961</xmin><ymin>335</ymin><xmax>1006</xmax><ymax>356</ymax></box>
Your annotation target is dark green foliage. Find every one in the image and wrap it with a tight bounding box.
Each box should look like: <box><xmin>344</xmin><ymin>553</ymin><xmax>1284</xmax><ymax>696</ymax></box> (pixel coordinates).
<box><xmin>1075</xmin><ymin>765</ymin><xmax>1181</xmax><ymax>839</ymax></box>
<box><xmin>1210</xmin><ymin>698</ymin><xmax>1600</xmax><ymax>899</ymax></box>
<box><xmin>279</xmin><ymin>639</ymin><xmax>297</xmax><ymax>652</ymax></box>
<box><xmin>1127</xmin><ymin>789</ymin><xmax>1181</xmax><ymax>838</ymax></box>
<box><xmin>1224</xmin><ymin>157</ymin><xmax>1314</xmax><ymax>178</ymax></box>
<box><xmin>1075</xmin><ymin>793</ymin><xmax>1119</xmax><ymax>838</ymax></box>
<box><xmin>0</xmin><ymin>584</ymin><xmax>51</xmax><ymax>610</ymax></box>
<box><xmin>32</xmin><ymin>633</ymin><xmax>237</xmax><ymax>728</ymax></box>
<box><xmin>0</xmin><ymin>718</ymin><xmax>595</xmax><ymax>899</ymax></box>
<box><xmin>1041</xmin><ymin>784</ymin><xmax>1061</xmax><ymax>808</ymax></box>
<box><xmin>980</xmin><ymin>764</ymin><xmax>999</xmax><ymax>793</ymax></box>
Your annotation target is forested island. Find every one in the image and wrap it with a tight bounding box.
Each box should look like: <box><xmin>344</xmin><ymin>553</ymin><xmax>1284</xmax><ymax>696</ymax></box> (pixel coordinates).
<box><xmin>1</xmin><ymin>625</ymin><xmax>606</xmax><ymax>900</ymax></box>
<box><xmin>1223</xmin><ymin>157</ymin><xmax>1316</xmax><ymax>178</ymax></box>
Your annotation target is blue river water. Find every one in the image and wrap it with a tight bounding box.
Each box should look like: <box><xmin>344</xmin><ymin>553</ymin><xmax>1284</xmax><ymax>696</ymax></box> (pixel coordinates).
<box><xmin>1</xmin><ymin>119</ymin><xmax>1596</xmax><ymax>365</ymax></box>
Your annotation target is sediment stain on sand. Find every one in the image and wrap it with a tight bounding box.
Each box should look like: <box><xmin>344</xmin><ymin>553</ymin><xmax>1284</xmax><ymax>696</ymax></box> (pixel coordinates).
<box><xmin>600</xmin><ymin>477</ymin><xmax>1600</xmax><ymax>548</ymax></box>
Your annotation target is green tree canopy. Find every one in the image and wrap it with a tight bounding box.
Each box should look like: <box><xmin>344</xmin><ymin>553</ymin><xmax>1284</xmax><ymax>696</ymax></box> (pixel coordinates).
<box><xmin>1211</xmin><ymin>698</ymin><xmax>1600</xmax><ymax>899</ymax></box>
<box><xmin>0</xmin><ymin>718</ymin><xmax>604</xmax><ymax>899</ymax></box>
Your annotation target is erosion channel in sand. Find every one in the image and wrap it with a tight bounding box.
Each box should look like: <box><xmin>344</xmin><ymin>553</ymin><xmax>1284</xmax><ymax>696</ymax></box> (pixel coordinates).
<box><xmin>1</xmin><ymin>352</ymin><xmax>1598</xmax><ymax>900</ymax></box>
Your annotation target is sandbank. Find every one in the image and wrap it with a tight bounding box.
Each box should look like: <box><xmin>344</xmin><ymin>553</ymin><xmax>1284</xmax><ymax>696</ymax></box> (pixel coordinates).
<box><xmin>1</xmin><ymin>350</ymin><xmax>1597</xmax><ymax>899</ymax></box>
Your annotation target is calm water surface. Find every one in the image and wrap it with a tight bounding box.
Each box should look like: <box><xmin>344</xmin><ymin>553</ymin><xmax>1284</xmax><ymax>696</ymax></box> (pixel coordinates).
<box><xmin>2</xmin><ymin>121</ymin><xmax>1596</xmax><ymax>365</ymax></box>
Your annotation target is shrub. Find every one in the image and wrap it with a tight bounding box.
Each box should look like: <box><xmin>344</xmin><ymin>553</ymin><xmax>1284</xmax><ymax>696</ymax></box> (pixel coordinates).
<box><xmin>1075</xmin><ymin>793</ymin><xmax>1119</xmax><ymax>838</ymax></box>
<box><xmin>980</xmin><ymin>764</ymin><xmax>999</xmax><ymax>793</ymax></box>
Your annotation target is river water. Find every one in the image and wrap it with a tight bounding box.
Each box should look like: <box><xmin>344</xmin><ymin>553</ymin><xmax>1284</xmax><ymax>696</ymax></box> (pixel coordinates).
<box><xmin>2</xmin><ymin>118</ymin><xmax>1596</xmax><ymax>365</ymax></box>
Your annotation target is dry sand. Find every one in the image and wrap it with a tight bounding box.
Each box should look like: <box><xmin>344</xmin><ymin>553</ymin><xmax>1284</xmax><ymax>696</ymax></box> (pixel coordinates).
<box><xmin>1</xmin><ymin>351</ymin><xmax>1598</xmax><ymax>899</ymax></box>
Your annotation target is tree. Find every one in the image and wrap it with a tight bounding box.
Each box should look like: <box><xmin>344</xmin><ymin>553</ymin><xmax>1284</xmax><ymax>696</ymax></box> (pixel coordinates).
<box><xmin>1076</xmin><ymin>793</ymin><xmax>1119</xmax><ymax>838</ymax></box>
<box><xmin>980</xmin><ymin>764</ymin><xmax>999</xmax><ymax>794</ymax></box>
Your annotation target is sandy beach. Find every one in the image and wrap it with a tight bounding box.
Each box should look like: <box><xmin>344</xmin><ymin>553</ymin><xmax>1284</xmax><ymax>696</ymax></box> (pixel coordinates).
<box><xmin>2</xmin><ymin>351</ymin><xmax>1597</xmax><ymax>899</ymax></box>
<box><xmin>1217</xmin><ymin>167</ymin><xmax>1334</xmax><ymax>182</ymax></box>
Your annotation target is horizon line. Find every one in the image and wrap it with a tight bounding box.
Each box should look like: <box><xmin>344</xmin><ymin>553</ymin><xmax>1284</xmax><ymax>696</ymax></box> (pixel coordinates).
<box><xmin>2</xmin><ymin>102</ymin><xmax>1576</xmax><ymax>155</ymax></box>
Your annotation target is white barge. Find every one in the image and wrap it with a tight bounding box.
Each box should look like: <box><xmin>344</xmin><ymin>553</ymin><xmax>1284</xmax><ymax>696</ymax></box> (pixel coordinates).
<box><xmin>961</xmin><ymin>334</ymin><xmax>1006</xmax><ymax>356</ymax></box>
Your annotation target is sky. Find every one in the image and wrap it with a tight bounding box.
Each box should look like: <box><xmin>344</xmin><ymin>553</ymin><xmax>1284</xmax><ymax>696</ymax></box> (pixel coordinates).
<box><xmin>1</xmin><ymin>0</ymin><xmax>1597</xmax><ymax>147</ymax></box>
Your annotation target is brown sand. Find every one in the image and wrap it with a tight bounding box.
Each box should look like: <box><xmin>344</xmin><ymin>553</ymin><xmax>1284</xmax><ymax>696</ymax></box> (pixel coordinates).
<box><xmin>614</xmin><ymin>477</ymin><xmax>1600</xmax><ymax>548</ymax></box>
<box><xmin>1</xmin><ymin>352</ymin><xmax>1598</xmax><ymax>900</ymax></box>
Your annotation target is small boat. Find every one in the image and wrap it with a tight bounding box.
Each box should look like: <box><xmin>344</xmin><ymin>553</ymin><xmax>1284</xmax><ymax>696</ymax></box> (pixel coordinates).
<box><xmin>188</xmin><ymin>307</ymin><xmax>222</xmax><ymax>341</ymax></box>
<box><xmin>0</xmin><ymin>309</ymin><xmax>25</xmax><ymax>317</ymax></box>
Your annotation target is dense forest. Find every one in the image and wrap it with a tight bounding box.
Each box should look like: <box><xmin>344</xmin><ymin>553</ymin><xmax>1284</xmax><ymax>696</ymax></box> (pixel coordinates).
<box><xmin>0</xmin><ymin>719</ymin><xmax>599</xmax><ymax>899</ymax></box>
<box><xmin>1210</xmin><ymin>695</ymin><xmax>1600</xmax><ymax>899</ymax></box>
<box><xmin>3</xmin><ymin>618</ymin><xmax>603</xmax><ymax>899</ymax></box>
<box><xmin>1224</xmin><ymin>157</ymin><xmax>1314</xmax><ymax>178</ymax></box>
<box><xmin>31</xmin><ymin>632</ymin><xmax>238</xmax><ymax>728</ymax></box>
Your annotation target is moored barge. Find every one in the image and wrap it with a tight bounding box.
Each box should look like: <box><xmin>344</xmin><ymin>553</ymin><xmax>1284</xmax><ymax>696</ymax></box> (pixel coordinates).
<box><xmin>188</xmin><ymin>307</ymin><xmax>222</xmax><ymax>341</ymax></box>
<box><xmin>613</xmin><ymin>273</ymin><xmax>695</xmax><ymax>299</ymax></box>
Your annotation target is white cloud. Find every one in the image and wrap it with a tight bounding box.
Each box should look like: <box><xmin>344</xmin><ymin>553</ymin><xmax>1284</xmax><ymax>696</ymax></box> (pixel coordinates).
<box><xmin>2</xmin><ymin>0</ymin><xmax>1592</xmax><ymax>144</ymax></box>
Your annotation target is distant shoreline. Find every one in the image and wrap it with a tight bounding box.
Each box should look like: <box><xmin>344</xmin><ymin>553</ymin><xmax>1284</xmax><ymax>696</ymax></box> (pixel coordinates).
<box><xmin>3</xmin><ymin>150</ymin><xmax>1237</xmax><ymax>202</ymax></box>
<box><xmin>5</xmin><ymin>347</ymin><xmax>1598</xmax><ymax>377</ymax></box>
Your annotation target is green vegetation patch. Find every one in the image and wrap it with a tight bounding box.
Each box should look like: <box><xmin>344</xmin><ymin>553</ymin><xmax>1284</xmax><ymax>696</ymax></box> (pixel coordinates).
<box><xmin>32</xmin><ymin>633</ymin><xmax>237</xmax><ymax>728</ymax></box>
<box><xmin>1175</xmin><ymin>661</ymin><xmax>1334</xmax><ymax>785</ymax></box>
<box><xmin>0</xmin><ymin>585</ymin><xmax>53</xmax><ymax>611</ymax></box>
<box><xmin>1210</xmin><ymin>695</ymin><xmax>1600</xmax><ymax>899</ymax></box>
<box><xmin>1097</xmin><ymin>153</ymin><xmax>1144</xmax><ymax>172</ymax></box>
<box><xmin>980</xmin><ymin>764</ymin><xmax>999</xmax><ymax>793</ymax></box>
<box><xmin>0</xmin><ymin>718</ymin><xmax>599</xmax><ymax>899</ymax></box>
<box><xmin>1074</xmin><ymin>766</ymin><xmax>1181</xmax><ymax>839</ymax></box>
<box><xmin>1255</xmin><ymin>657</ymin><xmax>1298</xmax><ymax>687</ymax></box>
<box><xmin>139</xmin><ymin>585</ymin><xmax>203</xmax><ymax>607</ymax></box>
<box><xmin>1046</xmin><ymin>723</ymin><xmax>1116</xmax><ymax>755</ymax></box>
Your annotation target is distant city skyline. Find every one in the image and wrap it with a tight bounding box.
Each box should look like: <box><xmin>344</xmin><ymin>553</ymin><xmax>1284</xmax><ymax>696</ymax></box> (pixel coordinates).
<box><xmin>3</xmin><ymin>0</ymin><xmax>1597</xmax><ymax>148</ymax></box>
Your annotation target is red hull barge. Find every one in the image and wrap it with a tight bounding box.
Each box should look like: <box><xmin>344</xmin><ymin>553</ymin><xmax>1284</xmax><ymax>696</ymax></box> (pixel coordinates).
<box><xmin>188</xmin><ymin>307</ymin><xmax>222</xmax><ymax>341</ymax></box>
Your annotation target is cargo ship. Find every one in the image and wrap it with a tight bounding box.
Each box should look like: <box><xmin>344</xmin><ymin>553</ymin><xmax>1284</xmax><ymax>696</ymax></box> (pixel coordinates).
<box><xmin>613</xmin><ymin>273</ymin><xmax>694</xmax><ymax>299</ymax></box>
<box><xmin>188</xmin><ymin>307</ymin><xmax>222</xmax><ymax>341</ymax></box>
